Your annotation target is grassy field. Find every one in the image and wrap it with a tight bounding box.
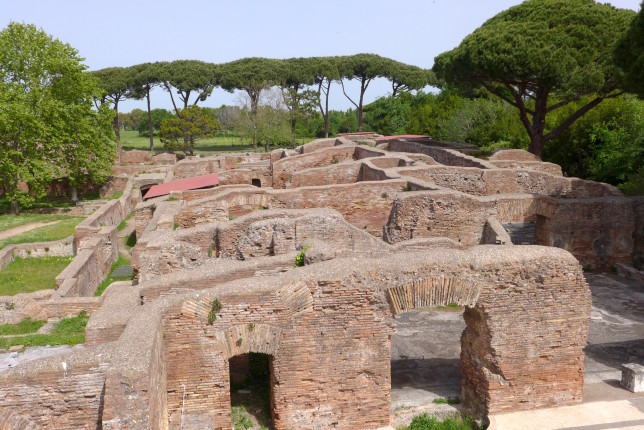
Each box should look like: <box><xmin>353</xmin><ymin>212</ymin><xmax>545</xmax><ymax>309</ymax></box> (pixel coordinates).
<box><xmin>0</xmin><ymin>256</ymin><xmax>73</xmax><ymax>296</ymax></box>
<box><xmin>120</xmin><ymin>130</ymin><xmax>311</xmax><ymax>155</ymax></box>
<box><xmin>0</xmin><ymin>216</ymin><xmax>83</xmax><ymax>250</ymax></box>
<box><xmin>0</xmin><ymin>214</ymin><xmax>78</xmax><ymax>233</ymax></box>
<box><xmin>0</xmin><ymin>311</ymin><xmax>89</xmax><ymax>350</ymax></box>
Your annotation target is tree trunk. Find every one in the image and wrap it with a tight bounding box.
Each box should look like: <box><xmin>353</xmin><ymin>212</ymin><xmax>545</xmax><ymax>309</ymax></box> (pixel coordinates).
<box><xmin>357</xmin><ymin>79</ymin><xmax>367</xmax><ymax>132</ymax></box>
<box><xmin>113</xmin><ymin>100</ymin><xmax>121</xmax><ymax>149</ymax></box>
<box><xmin>189</xmin><ymin>136</ymin><xmax>195</xmax><ymax>156</ymax></box>
<box><xmin>70</xmin><ymin>185</ymin><xmax>78</xmax><ymax>202</ymax></box>
<box><xmin>146</xmin><ymin>85</ymin><xmax>154</xmax><ymax>151</ymax></box>
<box><xmin>524</xmin><ymin>88</ymin><xmax>548</xmax><ymax>157</ymax></box>
<box><xmin>528</xmin><ymin>134</ymin><xmax>545</xmax><ymax>157</ymax></box>
<box><xmin>250</xmin><ymin>92</ymin><xmax>259</xmax><ymax>150</ymax></box>
<box><xmin>10</xmin><ymin>198</ymin><xmax>18</xmax><ymax>215</ymax></box>
<box><xmin>291</xmin><ymin>117</ymin><xmax>297</xmax><ymax>146</ymax></box>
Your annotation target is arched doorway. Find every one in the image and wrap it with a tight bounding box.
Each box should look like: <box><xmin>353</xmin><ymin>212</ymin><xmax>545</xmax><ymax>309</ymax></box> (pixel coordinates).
<box><xmin>386</xmin><ymin>276</ymin><xmax>483</xmax><ymax>420</ymax></box>
<box><xmin>229</xmin><ymin>352</ymin><xmax>275</xmax><ymax>429</ymax></box>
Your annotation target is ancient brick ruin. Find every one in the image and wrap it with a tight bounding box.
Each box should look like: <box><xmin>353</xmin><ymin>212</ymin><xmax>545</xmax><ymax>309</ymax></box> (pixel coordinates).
<box><xmin>0</xmin><ymin>136</ymin><xmax>642</xmax><ymax>429</ymax></box>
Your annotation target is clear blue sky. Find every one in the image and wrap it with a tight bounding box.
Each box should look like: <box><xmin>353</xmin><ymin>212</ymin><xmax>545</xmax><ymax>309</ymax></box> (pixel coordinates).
<box><xmin>3</xmin><ymin>0</ymin><xmax>641</xmax><ymax>112</ymax></box>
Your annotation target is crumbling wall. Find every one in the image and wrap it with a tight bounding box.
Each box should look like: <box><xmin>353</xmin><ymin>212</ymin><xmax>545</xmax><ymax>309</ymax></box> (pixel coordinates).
<box><xmin>387</xmin><ymin>140</ymin><xmax>493</xmax><ymax>168</ymax></box>
<box><xmin>0</xmin><ymin>367</ymin><xmax>106</xmax><ymax>429</ymax></box>
<box><xmin>384</xmin><ymin>190</ymin><xmax>638</xmax><ymax>268</ymax></box>
<box><xmin>175</xmin><ymin>181</ymin><xmax>405</xmax><ymax>237</ymax></box>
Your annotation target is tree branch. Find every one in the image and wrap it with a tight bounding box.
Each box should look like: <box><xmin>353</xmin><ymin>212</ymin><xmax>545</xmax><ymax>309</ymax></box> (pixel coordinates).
<box><xmin>340</xmin><ymin>79</ymin><xmax>359</xmax><ymax>109</ymax></box>
<box><xmin>543</xmin><ymin>97</ymin><xmax>604</xmax><ymax>142</ymax></box>
<box><xmin>164</xmin><ymin>83</ymin><xmax>179</xmax><ymax>113</ymax></box>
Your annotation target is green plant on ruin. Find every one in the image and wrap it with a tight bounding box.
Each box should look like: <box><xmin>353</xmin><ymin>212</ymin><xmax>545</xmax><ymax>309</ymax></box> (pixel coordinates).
<box><xmin>294</xmin><ymin>244</ymin><xmax>311</xmax><ymax>268</ymax></box>
<box><xmin>4</xmin><ymin>302</ymin><xmax>14</xmax><ymax>310</ymax></box>
<box><xmin>331</xmin><ymin>156</ymin><xmax>339</xmax><ymax>164</ymax></box>
<box><xmin>433</xmin><ymin>396</ymin><xmax>461</xmax><ymax>405</ymax></box>
<box><xmin>208</xmin><ymin>243</ymin><xmax>214</xmax><ymax>258</ymax></box>
<box><xmin>166</xmin><ymin>196</ymin><xmax>178</xmax><ymax>202</ymax></box>
<box><xmin>402</xmin><ymin>183</ymin><xmax>412</xmax><ymax>192</ymax></box>
<box><xmin>207</xmin><ymin>298</ymin><xmax>223</xmax><ymax>325</ymax></box>
<box><xmin>381</xmin><ymin>192</ymin><xmax>389</xmax><ymax>199</ymax></box>
<box><xmin>248</xmin><ymin>323</ymin><xmax>255</xmax><ymax>332</ymax></box>
<box><xmin>173</xmin><ymin>221</ymin><xmax>178</xmax><ymax>230</ymax></box>
<box><xmin>236</xmin><ymin>337</ymin><xmax>243</xmax><ymax>346</ymax></box>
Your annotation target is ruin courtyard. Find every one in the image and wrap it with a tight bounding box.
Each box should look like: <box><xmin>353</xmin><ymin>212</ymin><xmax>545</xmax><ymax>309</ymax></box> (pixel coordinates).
<box><xmin>0</xmin><ymin>135</ymin><xmax>643</xmax><ymax>429</ymax></box>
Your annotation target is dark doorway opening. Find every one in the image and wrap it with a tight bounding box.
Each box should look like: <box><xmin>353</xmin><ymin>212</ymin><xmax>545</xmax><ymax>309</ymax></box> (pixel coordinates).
<box><xmin>252</xmin><ymin>179</ymin><xmax>262</xmax><ymax>188</ymax></box>
<box><xmin>229</xmin><ymin>352</ymin><xmax>274</xmax><ymax>429</ymax></box>
<box><xmin>390</xmin><ymin>306</ymin><xmax>465</xmax><ymax>425</ymax></box>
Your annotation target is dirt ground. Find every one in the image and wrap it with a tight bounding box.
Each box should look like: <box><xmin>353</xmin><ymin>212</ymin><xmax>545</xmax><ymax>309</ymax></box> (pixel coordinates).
<box><xmin>0</xmin><ymin>221</ymin><xmax>60</xmax><ymax>240</ymax></box>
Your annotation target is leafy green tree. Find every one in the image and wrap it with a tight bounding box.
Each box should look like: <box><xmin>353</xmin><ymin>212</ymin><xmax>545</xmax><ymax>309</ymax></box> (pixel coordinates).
<box><xmin>384</xmin><ymin>64</ymin><xmax>434</xmax><ymax>97</ymax></box>
<box><xmin>338</xmin><ymin>54</ymin><xmax>390</xmax><ymax>132</ymax></box>
<box><xmin>129</xmin><ymin>62</ymin><xmax>164</xmax><ymax>150</ymax></box>
<box><xmin>543</xmin><ymin>95</ymin><xmax>644</xmax><ymax>183</ymax></box>
<box><xmin>159</xmin><ymin>60</ymin><xmax>217</xmax><ymax>111</ymax></box>
<box><xmin>218</xmin><ymin>58</ymin><xmax>282</xmax><ymax>149</ymax></box>
<box><xmin>363</xmin><ymin>93</ymin><xmax>413</xmax><ymax>135</ymax></box>
<box><xmin>434</xmin><ymin>0</ymin><xmax>635</xmax><ymax>156</ymax></box>
<box><xmin>312</xmin><ymin>57</ymin><xmax>340</xmax><ymax>138</ymax></box>
<box><xmin>279</xmin><ymin>58</ymin><xmax>317</xmax><ymax>143</ymax></box>
<box><xmin>119</xmin><ymin>109</ymin><xmax>144</xmax><ymax>131</ymax></box>
<box><xmin>137</xmin><ymin>108</ymin><xmax>173</xmax><ymax>137</ymax></box>
<box><xmin>92</xmin><ymin>66</ymin><xmax>134</xmax><ymax>148</ymax></box>
<box><xmin>234</xmin><ymin>88</ymin><xmax>291</xmax><ymax>151</ymax></box>
<box><xmin>160</xmin><ymin>105</ymin><xmax>219</xmax><ymax>155</ymax></box>
<box><xmin>614</xmin><ymin>1</ymin><xmax>644</xmax><ymax>98</ymax></box>
<box><xmin>0</xmin><ymin>22</ymin><xmax>116</xmax><ymax>212</ymax></box>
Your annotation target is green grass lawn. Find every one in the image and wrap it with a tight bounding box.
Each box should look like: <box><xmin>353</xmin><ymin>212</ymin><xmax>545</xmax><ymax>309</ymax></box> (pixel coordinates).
<box><xmin>94</xmin><ymin>254</ymin><xmax>133</xmax><ymax>296</ymax></box>
<box><xmin>120</xmin><ymin>130</ymin><xmax>311</xmax><ymax>155</ymax></box>
<box><xmin>0</xmin><ymin>217</ymin><xmax>83</xmax><ymax>250</ymax></box>
<box><xmin>0</xmin><ymin>213</ymin><xmax>78</xmax><ymax>233</ymax></box>
<box><xmin>397</xmin><ymin>413</ymin><xmax>480</xmax><ymax>430</ymax></box>
<box><xmin>0</xmin><ymin>256</ymin><xmax>73</xmax><ymax>296</ymax></box>
<box><xmin>0</xmin><ymin>311</ymin><xmax>89</xmax><ymax>349</ymax></box>
<box><xmin>0</xmin><ymin>318</ymin><xmax>46</xmax><ymax>336</ymax></box>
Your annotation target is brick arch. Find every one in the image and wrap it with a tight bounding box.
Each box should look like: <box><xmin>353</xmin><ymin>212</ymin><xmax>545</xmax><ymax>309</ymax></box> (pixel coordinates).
<box><xmin>210</xmin><ymin>323</ymin><xmax>283</xmax><ymax>360</ymax></box>
<box><xmin>386</xmin><ymin>276</ymin><xmax>481</xmax><ymax>315</ymax></box>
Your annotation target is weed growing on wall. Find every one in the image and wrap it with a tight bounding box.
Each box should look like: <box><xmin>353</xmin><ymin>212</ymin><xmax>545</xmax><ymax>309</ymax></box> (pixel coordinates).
<box><xmin>208</xmin><ymin>298</ymin><xmax>223</xmax><ymax>324</ymax></box>
<box><xmin>294</xmin><ymin>244</ymin><xmax>311</xmax><ymax>268</ymax></box>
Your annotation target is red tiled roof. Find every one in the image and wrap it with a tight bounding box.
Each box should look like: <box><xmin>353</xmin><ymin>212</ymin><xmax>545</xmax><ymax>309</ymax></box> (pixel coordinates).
<box><xmin>143</xmin><ymin>173</ymin><xmax>219</xmax><ymax>200</ymax></box>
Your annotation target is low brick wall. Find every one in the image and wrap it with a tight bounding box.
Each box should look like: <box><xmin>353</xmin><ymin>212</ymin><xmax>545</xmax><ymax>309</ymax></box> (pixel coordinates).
<box><xmin>55</xmin><ymin>226</ymin><xmax>118</xmax><ymax>298</ymax></box>
<box><xmin>397</xmin><ymin>165</ymin><xmax>619</xmax><ymax>198</ymax></box>
<box><xmin>0</xmin><ymin>235</ymin><xmax>74</xmax><ymax>271</ymax></box>
<box><xmin>388</xmin><ymin>139</ymin><xmax>494</xmax><ymax>169</ymax></box>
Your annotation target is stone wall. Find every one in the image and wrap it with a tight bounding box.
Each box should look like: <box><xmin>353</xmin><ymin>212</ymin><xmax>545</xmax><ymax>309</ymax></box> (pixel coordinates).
<box><xmin>384</xmin><ymin>190</ymin><xmax>639</xmax><ymax>268</ymax></box>
<box><xmin>0</xmin><ymin>235</ymin><xmax>74</xmax><ymax>272</ymax></box>
<box><xmin>633</xmin><ymin>198</ymin><xmax>644</xmax><ymax>270</ymax></box>
<box><xmin>0</xmin><ymin>247</ymin><xmax>592</xmax><ymax>429</ymax></box>
<box><xmin>387</xmin><ymin>140</ymin><xmax>494</xmax><ymax>169</ymax></box>
<box><xmin>397</xmin><ymin>165</ymin><xmax>619</xmax><ymax>198</ymax></box>
<box><xmin>0</xmin><ymin>368</ymin><xmax>106</xmax><ymax>429</ymax></box>
<box><xmin>54</xmin><ymin>226</ymin><xmax>118</xmax><ymax>297</ymax></box>
<box><xmin>158</xmin><ymin>247</ymin><xmax>589</xmax><ymax>428</ymax></box>
<box><xmin>175</xmin><ymin>180</ymin><xmax>406</xmax><ymax>237</ymax></box>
